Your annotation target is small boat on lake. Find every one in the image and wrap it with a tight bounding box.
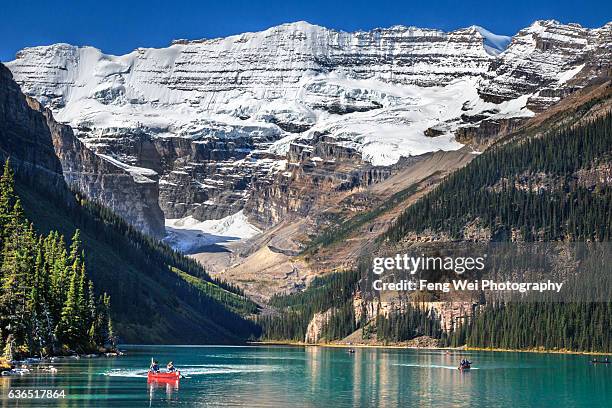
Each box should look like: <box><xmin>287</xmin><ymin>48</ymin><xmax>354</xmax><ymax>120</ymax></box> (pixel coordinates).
<box><xmin>458</xmin><ymin>359</ymin><xmax>472</xmax><ymax>371</ymax></box>
<box><xmin>147</xmin><ymin>358</ymin><xmax>180</xmax><ymax>382</ymax></box>
<box><xmin>147</xmin><ymin>370</ymin><xmax>181</xmax><ymax>382</ymax></box>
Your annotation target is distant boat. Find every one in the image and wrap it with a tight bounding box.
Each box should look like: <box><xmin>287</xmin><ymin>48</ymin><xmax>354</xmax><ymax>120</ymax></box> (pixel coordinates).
<box><xmin>458</xmin><ymin>361</ymin><xmax>472</xmax><ymax>371</ymax></box>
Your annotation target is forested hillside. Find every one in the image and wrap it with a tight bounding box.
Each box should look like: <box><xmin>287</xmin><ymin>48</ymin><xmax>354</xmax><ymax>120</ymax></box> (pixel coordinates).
<box><xmin>380</xmin><ymin>92</ymin><xmax>612</xmax><ymax>353</ymax></box>
<box><xmin>0</xmin><ymin>61</ymin><xmax>261</xmax><ymax>344</ymax></box>
<box><xmin>260</xmin><ymin>88</ymin><xmax>612</xmax><ymax>353</ymax></box>
<box><xmin>0</xmin><ymin>161</ymin><xmax>113</xmax><ymax>358</ymax></box>
<box><xmin>258</xmin><ymin>270</ymin><xmax>361</xmax><ymax>342</ymax></box>
<box><xmin>13</xmin><ymin>164</ymin><xmax>260</xmax><ymax>344</ymax></box>
<box><xmin>385</xmin><ymin>112</ymin><xmax>612</xmax><ymax>242</ymax></box>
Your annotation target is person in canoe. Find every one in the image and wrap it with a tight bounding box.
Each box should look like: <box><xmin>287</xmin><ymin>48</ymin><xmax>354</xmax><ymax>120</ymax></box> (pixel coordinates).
<box><xmin>149</xmin><ymin>359</ymin><xmax>160</xmax><ymax>373</ymax></box>
<box><xmin>459</xmin><ymin>359</ymin><xmax>472</xmax><ymax>370</ymax></box>
<box><xmin>592</xmin><ymin>357</ymin><xmax>610</xmax><ymax>364</ymax></box>
<box><xmin>166</xmin><ymin>361</ymin><xmax>176</xmax><ymax>372</ymax></box>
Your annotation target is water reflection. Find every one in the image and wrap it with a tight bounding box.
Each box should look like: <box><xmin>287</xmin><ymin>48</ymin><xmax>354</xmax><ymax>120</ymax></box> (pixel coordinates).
<box><xmin>0</xmin><ymin>346</ymin><xmax>608</xmax><ymax>407</ymax></box>
<box><xmin>148</xmin><ymin>380</ymin><xmax>179</xmax><ymax>405</ymax></box>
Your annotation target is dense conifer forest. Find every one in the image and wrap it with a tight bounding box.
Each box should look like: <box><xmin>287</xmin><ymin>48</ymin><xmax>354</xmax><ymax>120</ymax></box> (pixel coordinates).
<box><xmin>260</xmin><ymin>109</ymin><xmax>612</xmax><ymax>353</ymax></box>
<box><xmin>7</xmin><ymin>159</ymin><xmax>261</xmax><ymax>345</ymax></box>
<box><xmin>0</xmin><ymin>161</ymin><xmax>113</xmax><ymax>358</ymax></box>
<box><xmin>455</xmin><ymin>302</ymin><xmax>611</xmax><ymax>352</ymax></box>
<box><xmin>384</xmin><ymin>113</ymin><xmax>612</xmax><ymax>242</ymax></box>
<box><xmin>375</xmin><ymin>306</ymin><xmax>443</xmax><ymax>344</ymax></box>
<box><xmin>258</xmin><ymin>270</ymin><xmax>361</xmax><ymax>341</ymax></box>
<box><xmin>379</xmin><ymin>111</ymin><xmax>612</xmax><ymax>352</ymax></box>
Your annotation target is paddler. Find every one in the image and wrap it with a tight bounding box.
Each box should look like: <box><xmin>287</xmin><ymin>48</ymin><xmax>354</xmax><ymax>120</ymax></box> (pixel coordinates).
<box><xmin>149</xmin><ymin>359</ymin><xmax>160</xmax><ymax>373</ymax></box>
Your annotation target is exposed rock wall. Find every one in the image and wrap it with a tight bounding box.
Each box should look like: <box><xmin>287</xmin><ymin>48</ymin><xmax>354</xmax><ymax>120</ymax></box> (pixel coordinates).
<box><xmin>0</xmin><ymin>63</ymin><xmax>165</xmax><ymax>237</ymax></box>
<box><xmin>0</xmin><ymin>64</ymin><xmax>68</xmax><ymax>197</ymax></box>
<box><xmin>246</xmin><ymin>138</ymin><xmax>393</xmax><ymax>228</ymax></box>
<box><xmin>353</xmin><ymin>291</ymin><xmax>475</xmax><ymax>334</ymax></box>
<box><xmin>479</xmin><ymin>20</ymin><xmax>612</xmax><ymax>109</ymax></box>
<box><xmin>455</xmin><ymin>117</ymin><xmax>527</xmax><ymax>146</ymax></box>
<box><xmin>305</xmin><ymin>308</ymin><xmax>335</xmax><ymax>343</ymax></box>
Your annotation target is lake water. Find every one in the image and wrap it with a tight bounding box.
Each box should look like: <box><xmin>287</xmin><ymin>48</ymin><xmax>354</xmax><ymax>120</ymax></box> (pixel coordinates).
<box><xmin>1</xmin><ymin>345</ymin><xmax>610</xmax><ymax>407</ymax></box>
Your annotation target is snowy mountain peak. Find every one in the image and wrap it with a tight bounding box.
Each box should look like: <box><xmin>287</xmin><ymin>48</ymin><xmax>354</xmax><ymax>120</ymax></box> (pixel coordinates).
<box><xmin>6</xmin><ymin>19</ymin><xmax>608</xmax><ymax>227</ymax></box>
<box><xmin>530</xmin><ymin>19</ymin><xmax>563</xmax><ymax>28</ymax></box>
<box><xmin>275</xmin><ymin>20</ymin><xmax>324</xmax><ymax>31</ymax></box>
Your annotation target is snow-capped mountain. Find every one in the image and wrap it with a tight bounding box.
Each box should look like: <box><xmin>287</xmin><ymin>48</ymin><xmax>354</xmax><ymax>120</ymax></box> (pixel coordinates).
<box><xmin>479</xmin><ymin>20</ymin><xmax>612</xmax><ymax>108</ymax></box>
<box><xmin>6</xmin><ymin>20</ymin><xmax>610</xmax><ymax>236</ymax></box>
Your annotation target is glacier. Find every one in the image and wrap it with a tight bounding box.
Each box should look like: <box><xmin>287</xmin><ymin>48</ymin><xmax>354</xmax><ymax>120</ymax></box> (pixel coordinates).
<box><xmin>164</xmin><ymin>210</ymin><xmax>261</xmax><ymax>253</ymax></box>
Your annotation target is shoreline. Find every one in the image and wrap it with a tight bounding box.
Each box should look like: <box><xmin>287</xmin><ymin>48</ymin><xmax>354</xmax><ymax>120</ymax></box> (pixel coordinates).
<box><xmin>249</xmin><ymin>341</ymin><xmax>611</xmax><ymax>356</ymax></box>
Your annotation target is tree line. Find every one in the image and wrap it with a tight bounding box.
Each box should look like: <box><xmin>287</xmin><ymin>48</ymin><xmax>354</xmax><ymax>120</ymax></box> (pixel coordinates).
<box><xmin>375</xmin><ymin>304</ymin><xmax>443</xmax><ymax>343</ymax></box>
<box><xmin>449</xmin><ymin>302</ymin><xmax>611</xmax><ymax>352</ymax></box>
<box><xmin>14</xmin><ymin>156</ymin><xmax>261</xmax><ymax>343</ymax></box>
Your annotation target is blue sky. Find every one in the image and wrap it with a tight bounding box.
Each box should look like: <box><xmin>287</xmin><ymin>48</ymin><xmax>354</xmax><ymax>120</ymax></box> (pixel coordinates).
<box><xmin>1</xmin><ymin>0</ymin><xmax>609</xmax><ymax>61</ymax></box>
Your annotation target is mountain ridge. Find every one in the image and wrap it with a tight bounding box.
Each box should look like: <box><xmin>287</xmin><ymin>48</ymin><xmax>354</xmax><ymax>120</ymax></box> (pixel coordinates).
<box><xmin>5</xmin><ymin>19</ymin><xmax>610</xmax><ymax>238</ymax></box>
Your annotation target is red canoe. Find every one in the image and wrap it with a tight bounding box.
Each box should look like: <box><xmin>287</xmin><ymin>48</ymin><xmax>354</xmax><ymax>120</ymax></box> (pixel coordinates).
<box><xmin>147</xmin><ymin>371</ymin><xmax>180</xmax><ymax>382</ymax></box>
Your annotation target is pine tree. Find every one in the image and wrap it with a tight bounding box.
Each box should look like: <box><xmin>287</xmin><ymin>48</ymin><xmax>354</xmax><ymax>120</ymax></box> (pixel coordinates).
<box><xmin>0</xmin><ymin>160</ymin><xmax>15</xmax><ymax>242</ymax></box>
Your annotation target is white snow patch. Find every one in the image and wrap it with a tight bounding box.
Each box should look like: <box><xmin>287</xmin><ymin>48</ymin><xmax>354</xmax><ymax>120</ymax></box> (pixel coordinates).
<box><xmin>299</xmin><ymin>76</ymin><xmax>534</xmax><ymax>166</ymax></box>
<box><xmin>97</xmin><ymin>154</ymin><xmax>158</xmax><ymax>183</ymax></box>
<box><xmin>164</xmin><ymin>210</ymin><xmax>261</xmax><ymax>253</ymax></box>
<box><xmin>557</xmin><ymin>64</ymin><xmax>585</xmax><ymax>84</ymax></box>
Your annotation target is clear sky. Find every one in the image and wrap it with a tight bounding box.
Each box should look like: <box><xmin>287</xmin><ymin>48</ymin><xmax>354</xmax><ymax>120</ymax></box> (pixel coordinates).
<box><xmin>1</xmin><ymin>0</ymin><xmax>610</xmax><ymax>61</ymax></box>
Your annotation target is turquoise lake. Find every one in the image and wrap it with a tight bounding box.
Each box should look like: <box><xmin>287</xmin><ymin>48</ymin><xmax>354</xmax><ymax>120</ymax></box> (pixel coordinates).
<box><xmin>0</xmin><ymin>345</ymin><xmax>609</xmax><ymax>407</ymax></box>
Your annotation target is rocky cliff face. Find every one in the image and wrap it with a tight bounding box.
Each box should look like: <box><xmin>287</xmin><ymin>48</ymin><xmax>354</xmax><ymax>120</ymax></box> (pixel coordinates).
<box><xmin>305</xmin><ymin>308</ymin><xmax>335</xmax><ymax>343</ymax></box>
<box><xmin>0</xmin><ymin>63</ymin><xmax>165</xmax><ymax>237</ymax></box>
<box><xmin>479</xmin><ymin>21</ymin><xmax>612</xmax><ymax>109</ymax></box>
<box><xmin>246</xmin><ymin>133</ymin><xmax>393</xmax><ymax>227</ymax></box>
<box><xmin>0</xmin><ymin>64</ymin><xmax>68</xmax><ymax>195</ymax></box>
<box><xmin>6</xmin><ymin>20</ymin><xmax>610</xmax><ymax>235</ymax></box>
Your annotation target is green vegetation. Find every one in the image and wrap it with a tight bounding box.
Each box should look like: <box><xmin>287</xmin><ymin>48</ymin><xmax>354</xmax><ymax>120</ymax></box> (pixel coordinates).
<box><xmin>385</xmin><ymin>113</ymin><xmax>612</xmax><ymax>242</ymax></box>
<box><xmin>451</xmin><ymin>302</ymin><xmax>611</xmax><ymax>353</ymax></box>
<box><xmin>375</xmin><ymin>305</ymin><xmax>442</xmax><ymax>343</ymax></box>
<box><xmin>0</xmin><ymin>161</ymin><xmax>113</xmax><ymax>358</ymax></box>
<box><xmin>258</xmin><ymin>269</ymin><xmax>361</xmax><ymax>341</ymax></box>
<box><xmin>11</xmin><ymin>160</ymin><xmax>260</xmax><ymax>344</ymax></box>
<box><xmin>171</xmin><ymin>267</ymin><xmax>258</xmax><ymax>315</ymax></box>
<box><xmin>380</xmin><ymin>111</ymin><xmax>612</xmax><ymax>352</ymax></box>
